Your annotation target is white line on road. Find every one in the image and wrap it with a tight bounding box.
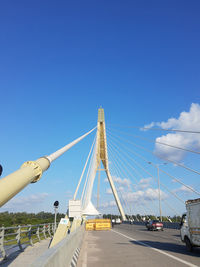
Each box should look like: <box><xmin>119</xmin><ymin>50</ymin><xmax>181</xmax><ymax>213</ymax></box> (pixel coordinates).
<box><xmin>112</xmin><ymin>229</ymin><xmax>198</xmax><ymax>267</ymax></box>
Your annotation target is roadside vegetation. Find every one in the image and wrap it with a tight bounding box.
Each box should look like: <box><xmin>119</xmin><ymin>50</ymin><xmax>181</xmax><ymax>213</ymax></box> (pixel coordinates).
<box><xmin>0</xmin><ymin>211</ymin><xmax>66</xmax><ymax>227</ymax></box>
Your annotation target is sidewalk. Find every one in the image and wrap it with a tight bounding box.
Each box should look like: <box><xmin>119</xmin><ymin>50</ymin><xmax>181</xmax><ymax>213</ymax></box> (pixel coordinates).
<box><xmin>0</xmin><ymin>238</ymin><xmax>51</xmax><ymax>267</ymax></box>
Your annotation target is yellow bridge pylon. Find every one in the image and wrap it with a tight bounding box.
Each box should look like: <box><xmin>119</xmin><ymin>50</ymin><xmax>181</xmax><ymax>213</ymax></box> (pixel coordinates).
<box><xmin>96</xmin><ymin>108</ymin><xmax>126</xmax><ymax>221</ymax></box>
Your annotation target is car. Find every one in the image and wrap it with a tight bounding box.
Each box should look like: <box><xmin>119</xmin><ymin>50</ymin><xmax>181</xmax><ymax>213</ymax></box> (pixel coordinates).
<box><xmin>115</xmin><ymin>218</ymin><xmax>121</xmax><ymax>224</ymax></box>
<box><xmin>146</xmin><ymin>220</ymin><xmax>164</xmax><ymax>231</ymax></box>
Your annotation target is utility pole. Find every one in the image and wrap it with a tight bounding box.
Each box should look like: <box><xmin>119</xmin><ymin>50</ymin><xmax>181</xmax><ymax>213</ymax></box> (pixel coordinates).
<box><xmin>157</xmin><ymin>165</ymin><xmax>162</xmax><ymax>222</ymax></box>
<box><xmin>148</xmin><ymin>162</ymin><xmax>167</xmax><ymax>222</ymax></box>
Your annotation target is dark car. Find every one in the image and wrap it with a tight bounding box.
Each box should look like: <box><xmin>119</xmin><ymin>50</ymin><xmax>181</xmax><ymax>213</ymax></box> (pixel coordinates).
<box><xmin>146</xmin><ymin>220</ymin><xmax>163</xmax><ymax>231</ymax></box>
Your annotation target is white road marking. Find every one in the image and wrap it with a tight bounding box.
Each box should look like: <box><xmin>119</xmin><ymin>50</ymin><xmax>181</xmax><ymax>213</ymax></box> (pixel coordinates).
<box><xmin>112</xmin><ymin>229</ymin><xmax>198</xmax><ymax>267</ymax></box>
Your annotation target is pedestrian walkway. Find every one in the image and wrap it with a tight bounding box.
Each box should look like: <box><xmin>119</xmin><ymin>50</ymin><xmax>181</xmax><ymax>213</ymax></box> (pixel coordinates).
<box><xmin>0</xmin><ymin>238</ymin><xmax>51</xmax><ymax>267</ymax></box>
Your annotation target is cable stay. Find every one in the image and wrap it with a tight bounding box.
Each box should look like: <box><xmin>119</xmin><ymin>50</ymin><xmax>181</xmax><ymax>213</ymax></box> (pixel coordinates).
<box><xmin>108</xmin><ymin>143</ymin><xmax>162</xmax><ymax>217</ymax></box>
<box><xmin>108</xmin><ymin>127</ymin><xmax>200</xmax><ymax>155</ymax></box>
<box><xmin>109</xmin><ymin>151</ymin><xmax>147</xmax><ymax>217</ymax></box>
<box><xmin>107</xmin><ymin>131</ymin><xmax>200</xmax><ymax>196</ymax></box>
<box><xmin>162</xmin><ymin>198</ymin><xmax>181</xmax><ymax>217</ymax></box>
<box><xmin>107</xmin><ymin>154</ymin><xmax>132</xmax><ymax>216</ymax></box>
<box><xmin>107</xmin><ymin>129</ymin><xmax>200</xmax><ymax>177</ymax></box>
<box><xmin>107</xmin><ymin>134</ymin><xmax>193</xmax><ymax>205</ymax></box>
<box><xmin>108</xmin><ymin>140</ymin><xmax>184</xmax><ymax>216</ymax></box>
<box><xmin>81</xmin><ymin>139</ymin><xmax>96</xmax><ymax>202</ymax></box>
<box><xmin>108</xmin><ymin>124</ymin><xmax>200</xmax><ymax>134</ymax></box>
<box><xmin>109</xmin><ymin>132</ymin><xmax>200</xmax><ymax>198</ymax></box>
<box><xmin>74</xmin><ymin>134</ymin><xmax>96</xmax><ymax>200</ymax></box>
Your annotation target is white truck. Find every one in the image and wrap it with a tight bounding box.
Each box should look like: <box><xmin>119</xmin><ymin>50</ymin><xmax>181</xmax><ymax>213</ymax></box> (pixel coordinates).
<box><xmin>180</xmin><ymin>198</ymin><xmax>200</xmax><ymax>251</ymax></box>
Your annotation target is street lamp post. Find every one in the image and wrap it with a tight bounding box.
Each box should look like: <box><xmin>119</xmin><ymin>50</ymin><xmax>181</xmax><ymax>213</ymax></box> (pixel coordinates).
<box><xmin>53</xmin><ymin>201</ymin><xmax>59</xmax><ymax>235</ymax></box>
<box><xmin>157</xmin><ymin>165</ymin><xmax>162</xmax><ymax>222</ymax></box>
<box><xmin>148</xmin><ymin>162</ymin><xmax>167</xmax><ymax>222</ymax></box>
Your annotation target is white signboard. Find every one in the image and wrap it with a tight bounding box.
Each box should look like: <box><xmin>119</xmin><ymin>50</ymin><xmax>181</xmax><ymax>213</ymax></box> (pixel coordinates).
<box><xmin>60</xmin><ymin>218</ymin><xmax>69</xmax><ymax>225</ymax></box>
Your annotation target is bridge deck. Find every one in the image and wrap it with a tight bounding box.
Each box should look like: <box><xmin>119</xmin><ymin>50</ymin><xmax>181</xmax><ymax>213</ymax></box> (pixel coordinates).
<box><xmin>77</xmin><ymin>224</ymin><xmax>200</xmax><ymax>267</ymax></box>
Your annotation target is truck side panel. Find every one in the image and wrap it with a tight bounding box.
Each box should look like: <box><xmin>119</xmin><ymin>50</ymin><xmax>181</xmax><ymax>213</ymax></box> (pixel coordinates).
<box><xmin>187</xmin><ymin>200</ymin><xmax>200</xmax><ymax>246</ymax></box>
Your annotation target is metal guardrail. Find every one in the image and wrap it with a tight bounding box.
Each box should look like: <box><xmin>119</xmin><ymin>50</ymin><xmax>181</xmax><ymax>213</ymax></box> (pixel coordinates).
<box><xmin>0</xmin><ymin>223</ymin><xmax>58</xmax><ymax>260</ymax></box>
<box><xmin>31</xmin><ymin>224</ymin><xmax>85</xmax><ymax>267</ymax></box>
<box><xmin>163</xmin><ymin>222</ymin><xmax>180</xmax><ymax>230</ymax></box>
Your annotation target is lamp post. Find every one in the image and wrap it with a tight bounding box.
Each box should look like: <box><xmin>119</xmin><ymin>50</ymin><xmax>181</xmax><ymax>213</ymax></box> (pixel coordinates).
<box><xmin>157</xmin><ymin>165</ymin><xmax>162</xmax><ymax>222</ymax></box>
<box><xmin>148</xmin><ymin>162</ymin><xmax>167</xmax><ymax>222</ymax></box>
<box><xmin>53</xmin><ymin>201</ymin><xmax>59</xmax><ymax>235</ymax></box>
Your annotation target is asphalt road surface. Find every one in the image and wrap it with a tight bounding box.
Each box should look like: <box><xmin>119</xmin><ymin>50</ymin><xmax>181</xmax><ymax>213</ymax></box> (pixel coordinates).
<box><xmin>77</xmin><ymin>223</ymin><xmax>200</xmax><ymax>267</ymax></box>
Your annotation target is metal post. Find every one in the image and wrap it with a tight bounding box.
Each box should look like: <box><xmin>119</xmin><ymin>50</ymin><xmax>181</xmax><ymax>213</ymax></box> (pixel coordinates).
<box><xmin>54</xmin><ymin>207</ymin><xmax>57</xmax><ymax>235</ymax></box>
<box><xmin>16</xmin><ymin>225</ymin><xmax>23</xmax><ymax>251</ymax></box>
<box><xmin>42</xmin><ymin>225</ymin><xmax>47</xmax><ymax>239</ymax></box>
<box><xmin>148</xmin><ymin>162</ymin><xmax>167</xmax><ymax>221</ymax></box>
<box><xmin>157</xmin><ymin>166</ymin><xmax>162</xmax><ymax>222</ymax></box>
<box><xmin>48</xmin><ymin>223</ymin><xmax>51</xmax><ymax>238</ymax></box>
<box><xmin>28</xmin><ymin>225</ymin><xmax>33</xmax><ymax>246</ymax></box>
<box><xmin>36</xmin><ymin>226</ymin><xmax>41</xmax><ymax>242</ymax></box>
<box><xmin>0</xmin><ymin>227</ymin><xmax>6</xmax><ymax>259</ymax></box>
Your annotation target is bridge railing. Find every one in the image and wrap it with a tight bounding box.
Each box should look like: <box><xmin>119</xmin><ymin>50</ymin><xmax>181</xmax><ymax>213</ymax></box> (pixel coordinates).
<box><xmin>0</xmin><ymin>222</ymin><xmax>58</xmax><ymax>260</ymax></box>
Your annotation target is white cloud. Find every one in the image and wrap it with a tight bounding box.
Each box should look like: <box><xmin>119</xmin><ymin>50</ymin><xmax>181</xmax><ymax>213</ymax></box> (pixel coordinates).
<box><xmin>113</xmin><ymin>176</ymin><xmax>131</xmax><ymax>189</ymax></box>
<box><xmin>118</xmin><ymin>186</ymin><xmax>124</xmax><ymax>192</ymax></box>
<box><xmin>144</xmin><ymin>103</ymin><xmax>200</xmax><ymax>162</ymax></box>
<box><xmin>124</xmin><ymin>188</ymin><xmax>168</xmax><ymax>204</ymax></box>
<box><xmin>141</xmin><ymin>122</ymin><xmax>156</xmax><ymax>131</ymax></box>
<box><xmin>138</xmin><ymin>178</ymin><xmax>152</xmax><ymax>189</ymax></box>
<box><xmin>100</xmin><ymin>200</ymin><xmax>116</xmax><ymax>208</ymax></box>
<box><xmin>106</xmin><ymin>185</ymin><xmax>124</xmax><ymax>195</ymax></box>
<box><xmin>1</xmin><ymin>193</ymin><xmax>49</xmax><ymax>211</ymax></box>
<box><xmin>66</xmin><ymin>190</ymin><xmax>72</xmax><ymax>198</ymax></box>
<box><xmin>172</xmin><ymin>185</ymin><xmax>194</xmax><ymax>194</ymax></box>
<box><xmin>106</xmin><ymin>188</ymin><xmax>112</xmax><ymax>194</ymax></box>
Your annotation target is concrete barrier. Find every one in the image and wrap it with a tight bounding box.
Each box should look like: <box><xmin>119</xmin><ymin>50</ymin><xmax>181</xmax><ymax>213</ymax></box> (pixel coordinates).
<box><xmin>31</xmin><ymin>224</ymin><xmax>84</xmax><ymax>267</ymax></box>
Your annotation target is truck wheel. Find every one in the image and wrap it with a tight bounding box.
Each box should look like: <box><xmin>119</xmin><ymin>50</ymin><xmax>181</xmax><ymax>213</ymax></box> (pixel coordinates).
<box><xmin>185</xmin><ymin>237</ymin><xmax>193</xmax><ymax>252</ymax></box>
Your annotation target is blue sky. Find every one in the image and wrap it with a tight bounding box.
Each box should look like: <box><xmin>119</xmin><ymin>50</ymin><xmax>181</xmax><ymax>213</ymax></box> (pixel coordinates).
<box><xmin>0</xmin><ymin>0</ymin><xmax>200</xmax><ymax>217</ymax></box>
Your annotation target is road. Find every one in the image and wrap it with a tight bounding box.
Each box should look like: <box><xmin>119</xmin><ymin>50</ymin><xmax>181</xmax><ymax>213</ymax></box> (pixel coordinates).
<box><xmin>77</xmin><ymin>223</ymin><xmax>200</xmax><ymax>267</ymax></box>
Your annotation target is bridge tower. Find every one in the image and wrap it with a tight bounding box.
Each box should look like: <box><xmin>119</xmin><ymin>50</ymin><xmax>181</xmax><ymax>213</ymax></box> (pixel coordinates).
<box><xmin>96</xmin><ymin>108</ymin><xmax>126</xmax><ymax>221</ymax></box>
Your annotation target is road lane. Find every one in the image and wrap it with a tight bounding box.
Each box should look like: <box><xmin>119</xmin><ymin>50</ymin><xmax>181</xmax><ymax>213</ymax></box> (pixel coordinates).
<box><xmin>77</xmin><ymin>224</ymin><xmax>200</xmax><ymax>267</ymax></box>
<box><xmin>115</xmin><ymin>224</ymin><xmax>200</xmax><ymax>266</ymax></box>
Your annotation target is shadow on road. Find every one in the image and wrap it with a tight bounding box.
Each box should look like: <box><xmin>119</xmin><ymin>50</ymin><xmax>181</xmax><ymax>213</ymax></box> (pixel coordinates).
<box><xmin>0</xmin><ymin>244</ymin><xmax>30</xmax><ymax>266</ymax></box>
<box><xmin>130</xmin><ymin>240</ymin><xmax>200</xmax><ymax>257</ymax></box>
<box><xmin>173</xmin><ymin>234</ymin><xmax>181</xmax><ymax>238</ymax></box>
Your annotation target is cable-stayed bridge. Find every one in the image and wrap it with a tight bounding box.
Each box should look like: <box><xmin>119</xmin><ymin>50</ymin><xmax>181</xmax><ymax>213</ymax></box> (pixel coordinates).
<box><xmin>0</xmin><ymin>108</ymin><xmax>200</xmax><ymax>266</ymax></box>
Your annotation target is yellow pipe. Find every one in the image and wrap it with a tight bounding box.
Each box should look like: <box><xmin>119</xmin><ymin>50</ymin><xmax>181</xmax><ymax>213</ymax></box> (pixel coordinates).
<box><xmin>0</xmin><ymin>127</ymin><xmax>96</xmax><ymax>207</ymax></box>
<box><xmin>0</xmin><ymin>157</ymin><xmax>50</xmax><ymax>207</ymax></box>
